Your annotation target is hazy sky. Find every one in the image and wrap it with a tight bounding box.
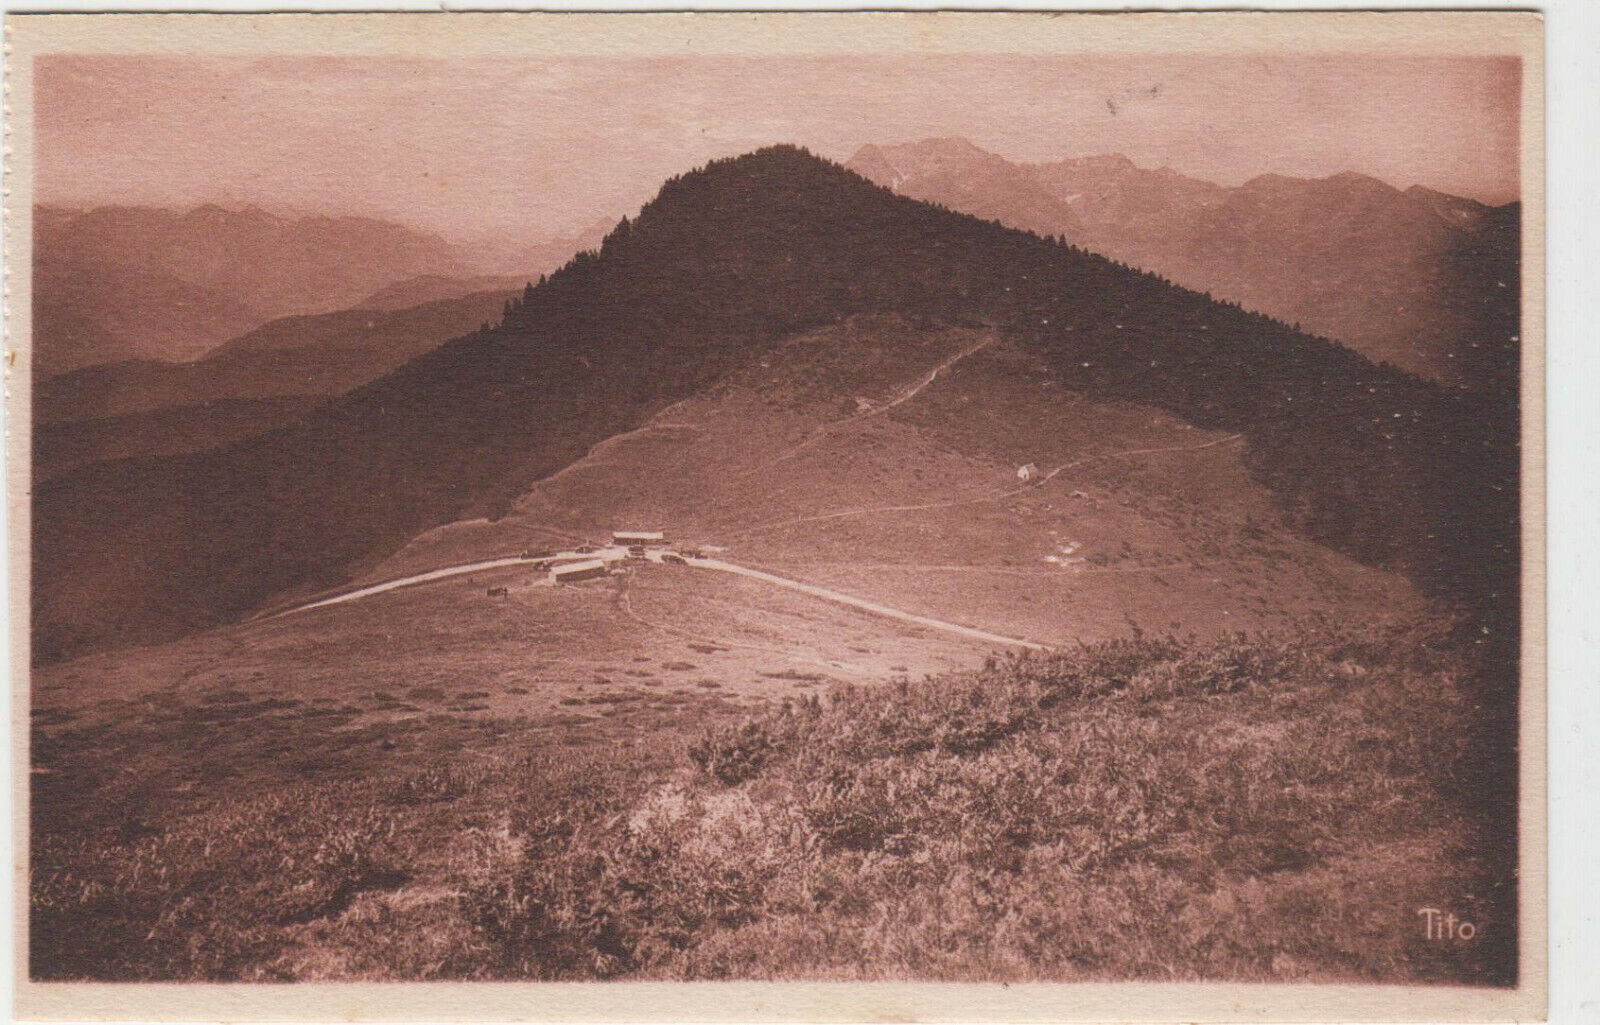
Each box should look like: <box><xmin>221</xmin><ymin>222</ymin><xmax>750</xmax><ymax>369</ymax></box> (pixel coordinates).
<box><xmin>36</xmin><ymin>54</ymin><xmax>1520</xmax><ymax>243</ymax></box>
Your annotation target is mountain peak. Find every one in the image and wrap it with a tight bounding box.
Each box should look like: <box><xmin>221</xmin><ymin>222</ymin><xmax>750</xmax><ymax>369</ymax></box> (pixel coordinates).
<box><xmin>1325</xmin><ymin>169</ymin><xmax>1401</xmax><ymax>195</ymax></box>
<box><xmin>236</xmin><ymin>203</ymin><xmax>283</xmax><ymax>222</ymax></box>
<box><xmin>915</xmin><ymin>136</ymin><xmax>990</xmax><ymax>158</ymax></box>
<box><xmin>1055</xmin><ymin>153</ymin><xmax>1138</xmax><ymax>173</ymax></box>
<box><xmin>182</xmin><ymin>202</ymin><xmax>286</xmax><ymax>227</ymax></box>
<box><xmin>669</xmin><ymin>144</ymin><xmax>844</xmax><ymax>189</ymax></box>
<box><xmin>646</xmin><ymin>145</ymin><xmax>863</xmax><ymax>204</ymax></box>
<box><xmin>1240</xmin><ymin>169</ymin><xmax>1401</xmax><ymax>199</ymax></box>
<box><xmin>845</xmin><ymin>143</ymin><xmax>902</xmax><ymax>188</ymax></box>
<box><xmin>846</xmin><ymin>137</ymin><xmax>1004</xmax><ymax>178</ymax></box>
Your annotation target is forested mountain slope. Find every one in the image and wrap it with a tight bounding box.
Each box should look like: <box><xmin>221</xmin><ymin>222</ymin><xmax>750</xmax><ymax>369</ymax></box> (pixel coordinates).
<box><xmin>33</xmin><ymin>147</ymin><xmax>1517</xmax><ymax>673</ymax></box>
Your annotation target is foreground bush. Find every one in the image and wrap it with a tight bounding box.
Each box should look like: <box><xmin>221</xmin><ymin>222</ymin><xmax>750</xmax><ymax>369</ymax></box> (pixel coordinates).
<box><xmin>469</xmin><ymin>625</ymin><xmax>1512</xmax><ymax>982</ymax></box>
<box><xmin>32</xmin><ymin>623</ymin><xmax>1511</xmax><ymax>983</ymax></box>
<box><xmin>32</xmin><ymin>790</ymin><xmax>401</xmax><ymax>980</ymax></box>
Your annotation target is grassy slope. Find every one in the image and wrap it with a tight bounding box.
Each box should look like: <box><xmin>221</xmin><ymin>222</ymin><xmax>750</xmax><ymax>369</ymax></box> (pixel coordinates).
<box><xmin>31</xmin><ymin>622</ymin><xmax>1507</xmax><ymax>983</ymax></box>
<box><xmin>379</xmin><ymin>314</ymin><xmax>1423</xmax><ymax>646</ymax></box>
<box><xmin>27</xmin><ymin>325</ymin><xmax>1487</xmax><ymax>981</ymax></box>
<box><xmin>30</xmin><ymin>553</ymin><xmax>1001</xmax><ymax>980</ymax></box>
<box><xmin>593</xmin><ymin>627</ymin><xmax>1511</xmax><ymax>983</ymax></box>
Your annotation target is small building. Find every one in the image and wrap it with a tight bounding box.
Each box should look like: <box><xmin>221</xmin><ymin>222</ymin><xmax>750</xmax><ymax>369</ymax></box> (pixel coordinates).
<box><xmin>1017</xmin><ymin>463</ymin><xmax>1040</xmax><ymax>482</ymax></box>
<box><xmin>550</xmin><ymin>559</ymin><xmax>609</xmax><ymax>584</ymax></box>
<box><xmin>612</xmin><ymin>530</ymin><xmax>667</xmax><ymax>547</ymax></box>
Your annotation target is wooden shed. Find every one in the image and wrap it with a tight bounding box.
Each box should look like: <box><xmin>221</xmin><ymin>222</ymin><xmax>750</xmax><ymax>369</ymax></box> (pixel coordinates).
<box><xmin>612</xmin><ymin>530</ymin><xmax>667</xmax><ymax>547</ymax></box>
<box><xmin>551</xmin><ymin>559</ymin><xmax>609</xmax><ymax>584</ymax></box>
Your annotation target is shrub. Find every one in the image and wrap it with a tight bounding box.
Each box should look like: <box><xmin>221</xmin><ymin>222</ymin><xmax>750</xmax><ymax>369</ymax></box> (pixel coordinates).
<box><xmin>688</xmin><ymin>719</ymin><xmax>790</xmax><ymax>785</ymax></box>
<box><xmin>465</xmin><ymin>623</ymin><xmax>1499</xmax><ymax>982</ymax></box>
<box><xmin>32</xmin><ymin>790</ymin><xmax>401</xmax><ymax>980</ymax></box>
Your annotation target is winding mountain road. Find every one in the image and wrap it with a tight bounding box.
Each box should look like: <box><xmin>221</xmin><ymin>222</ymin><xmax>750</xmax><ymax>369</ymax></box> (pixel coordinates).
<box><xmin>267</xmin><ymin>555</ymin><xmax>553</xmax><ymax>618</ymax></box>
<box><xmin>267</xmin><ymin>546</ymin><xmax>1045</xmax><ymax>650</ymax></box>
<box><xmin>689</xmin><ymin>557</ymin><xmax>1045</xmax><ymax>650</ymax></box>
<box><xmin>267</xmin><ymin>430</ymin><xmax>1241</xmax><ymax>644</ymax></box>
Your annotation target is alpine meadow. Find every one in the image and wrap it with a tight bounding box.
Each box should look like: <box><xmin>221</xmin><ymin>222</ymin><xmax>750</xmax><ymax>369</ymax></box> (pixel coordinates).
<box><xmin>14</xmin><ymin>29</ymin><xmax>1535</xmax><ymax>1006</ymax></box>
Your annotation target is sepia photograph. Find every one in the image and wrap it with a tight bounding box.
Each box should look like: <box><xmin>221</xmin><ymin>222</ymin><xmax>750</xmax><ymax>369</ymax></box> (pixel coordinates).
<box><xmin>4</xmin><ymin>11</ymin><xmax>1546</xmax><ymax>1021</ymax></box>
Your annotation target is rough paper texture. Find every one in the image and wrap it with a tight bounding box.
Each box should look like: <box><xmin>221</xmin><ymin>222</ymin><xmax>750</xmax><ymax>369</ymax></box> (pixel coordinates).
<box><xmin>5</xmin><ymin>12</ymin><xmax>1545</xmax><ymax>1022</ymax></box>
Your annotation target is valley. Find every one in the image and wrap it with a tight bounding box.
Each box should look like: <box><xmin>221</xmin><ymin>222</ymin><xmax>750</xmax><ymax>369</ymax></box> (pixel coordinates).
<box><xmin>31</xmin><ymin>287</ymin><xmax>520</xmax><ymax>481</ymax></box>
<box><xmin>32</xmin><ymin>149</ymin><xmax>1515</xmax><ymax>664</ymax></box>
<box><xmin>26</xmin><ymin>146</ymin><xmax>1518</xmax><ymax>987</ymax></box>
<box><xmin>41</xmin><ymin>310</ymin><xmax>1417</xmax><ymax>717</ymax></box>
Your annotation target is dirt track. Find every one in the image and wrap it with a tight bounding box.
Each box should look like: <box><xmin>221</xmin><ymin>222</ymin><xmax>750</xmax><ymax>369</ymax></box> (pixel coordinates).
<box><xmin>725</xmin><ymin>431</ymin><xmax>1245</xmax><ymax>539</ymax></box>
<box><xmin>271</xmin><ymin>427</ymin><xmax>1242</xmax><ymax>648</ymax></box>
<box><xmin>766</xmin><ymin>334</ymin><xmax>996</xmax><ymax>466</ymax></box>
<box><xmin>272</xmin><ymin>545</ymin><xmax>1045</xmax><ymax>651</ymax></box>
<box><xmin>689</xmin><ymin>557</ymin><xmax>1044</xmax><ymax>650</ymax></box>
<box><xmin>270</xmin><ymin>555</ymin><xmax>550</xmax><ymax>617</ymax></box>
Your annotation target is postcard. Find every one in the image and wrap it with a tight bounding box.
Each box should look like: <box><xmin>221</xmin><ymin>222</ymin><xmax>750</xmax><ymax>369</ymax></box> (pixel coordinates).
<box><xmin>4</xmin><ymin>11</ymin><xmax>1545</xmax><ymax>1022</ymax></box>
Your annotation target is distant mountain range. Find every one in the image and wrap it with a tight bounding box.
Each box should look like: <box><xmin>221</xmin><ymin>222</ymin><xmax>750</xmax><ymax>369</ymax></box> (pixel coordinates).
<box><xmin>36</xmin><ymin>288</ymin><xmax>519</xmax><ymax>426</ymax></box>
<box><xmin>33</xmin><ymin>288</ymin><xmax>518</xmax><ymax>479</ymax></box>
<box><xmin>31</xmin><ymin>204</ymin><xmax>599</xmax><ymax>377</ymax></box>
<box><xmin>31</xmin><ymin>204</ymin><xmax>470</xmax><ymax>375</ymax></box>
<box><xmin>847</xmin><ymin>138</ymin><xmax>1518</xmax><ymax>388</ymax></box>
<box><xmin>355</xmin><ymin>274</ymin><xmax>531</xmax><ymax>311</ymax></box>
<box><xmin>33</xmin><ymin>147</ymin><xmax>1517</xmax><ymax>666</ymax></box>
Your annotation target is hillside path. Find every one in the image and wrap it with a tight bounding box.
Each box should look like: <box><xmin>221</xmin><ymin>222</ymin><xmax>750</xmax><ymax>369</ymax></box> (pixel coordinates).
<box><xmin>265</xmin><ymin>555</ymin><xmax>551</xmax><ymax>618</ymax></box>
<box><xmin>725</xmin><ymin>431</ymin><xmax>1245</xmax><ymax>539</ymax></box>
<box><xmin>615</xmin><ymin>575</ymin><xmax>879</xmax><ymax>677</ymax></box>
<box><xmin>690</xmin><ymin>558</ymin><xmax>1045</xmax><ymax>650</ymax></box>
<box><xmin>765</xmin><ymin>334</ymin><xmax>996</xmax><ymax>466</ymax></box>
